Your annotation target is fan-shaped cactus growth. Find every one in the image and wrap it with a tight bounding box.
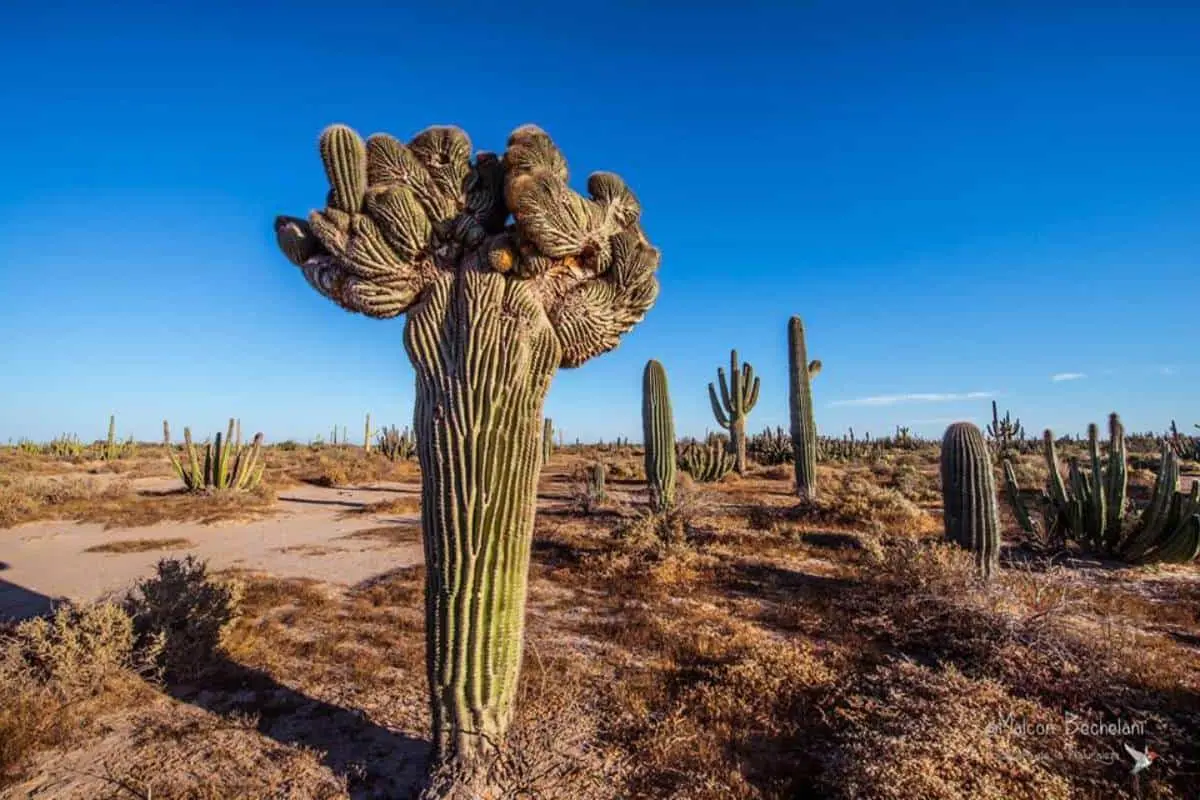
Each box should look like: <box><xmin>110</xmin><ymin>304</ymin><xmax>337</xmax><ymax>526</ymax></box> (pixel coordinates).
<box><xmin>274</xmin><ymin>121</ymin><xmax>660</xmax><ymax>796</ymax></box>
<box><xmin>788</xmin><ymin>317</ymin><xmax>822</xmax><ymax>499</ymax></box>
<box><xmin>708</xmin><ymin>350</ymin><xmax>760</xmax><ymax>474</ymax></box>
<box><xmin>1008</xmin><ymin>414</ymin><xmax>1200</xmax><ymax>564</ymax></box>
<box><xmin>679</xmin><ymin>440</ymin><xmax>735</xmax><ymax>482</ymax></box>
<box><xmin>940</xmin><ymin>422</ymin><xmax>1001</xmax><ymax>580</ymax></box>
<box><xmin>165</xmin><ymin>419</ymin><xmax>264</xmax><ymax>492</ymax></box>
<box><xmin>642</xmin><ymin>359</ymin><xmax>677</xmax><ymax>512</ymax></box>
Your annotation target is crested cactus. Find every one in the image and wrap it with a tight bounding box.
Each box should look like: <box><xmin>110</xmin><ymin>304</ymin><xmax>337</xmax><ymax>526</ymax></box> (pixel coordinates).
<box><xmin>940</xmin><ymin>422</ymin><xmax>1001</xmax><ymax>580</ymax></box>
<box><xmin>642</xmin><ymin>360</ymin><xmax>677</xmax><ymax>512</ymax></box>
<box><xmin>679</xmin><ymin>439</ymin><xmax>735</xmax><ymax>483</ymax></box>
<box><xmin>543</xmin><ymin>418</ymin><xmax>554</xmax><ymax>464</ymax></box>
<box><xmin>165</xmin><ymin>419</ymin><xmax>264</xmax><ymax>492</ymax></box>
<box><xmin>708</xmin><ymin>350</ymin><xmax>760</xmax><ymax>475</ymax></box>
<box><xmin>787</xmin><ymin>317</ymin><xmax>822</xmax><ymax>500</ymax></box>
<box><xmin>275</xmin><ymin>121</ymin><xmax>660</xmax><ymax>795</ymax></box>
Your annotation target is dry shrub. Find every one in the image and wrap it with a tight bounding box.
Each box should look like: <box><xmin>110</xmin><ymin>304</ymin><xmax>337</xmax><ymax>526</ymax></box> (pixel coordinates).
<box><xmin>874</xmin><ymin>538</ymin><xmax>981</xmax><ymax>596</ymax></box>
<box><xmin>0</xmin><ymin>476</ymin><xmax>131</xmax><ymax>528</ymax></box>
<box><xmin>808</xmin><ymin>471</ymin><xmax>932</xmax><ymax>534</ymax></box>
<box><xmin>125</xmin><ymin>556</ymin><xmax>244</xmax><ymax>681</ymax></box>
<box><xmin>823</xmin><ymin>659</ymin><xmax>1072</xmax><ymax>800</ymax></box>
<box><xmin>0</xmin><ymin>602</ymin><xmax>149</xmax><ymax>787</ymax></box>
<box><xmin>605</xmin><ymin>457</ymin><xmax>643</xmax><ymax>481</ymax></box>
<box><xmin>611</xmin><ymin>479</ymin><xmax>712</xmax><ymax>552</ymax></box>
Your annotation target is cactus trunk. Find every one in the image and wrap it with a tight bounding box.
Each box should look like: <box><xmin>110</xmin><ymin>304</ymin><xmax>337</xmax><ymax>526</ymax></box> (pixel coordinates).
<box><xmin>642</xmin><ymin>359</ymin><xmax>677</xmax><ymax>512</ymax></box>
<box><xmin>940</xmin><ymin>422</ymin><xmax>1001</xmax><ymax>580</ymax></box>
<box><xmin>405</xmin><ymin>273</ymin><xmax>560</xmax><ymax>792</ymax></box>
<box><xmin>787</xmin><ymin>317</ymin><xmax>820</xmax><ymax>500</ymax></box>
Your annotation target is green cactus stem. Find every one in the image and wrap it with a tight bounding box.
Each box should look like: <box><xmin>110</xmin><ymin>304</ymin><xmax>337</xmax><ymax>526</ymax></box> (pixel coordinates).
<box><xmin>787</xmin><ymin>317</ymin><xmax>821</xmax><ymax>500</ymax></box>
<box><xmin>940</xmin><ymin>422</ymin><xmax>1001</xmax><ymax>580</ymax></box>
<box><xmin>642</xmin><ymin>359</ymin><xmax>677</xmax><ymax>512</ymax></box>
<box><xmin>679</xmin><ymin>439</ymin><xmax>734</xmax><ymax>482</ymax></box>
<box><xmin>276</xmin><ymin>121</ymin><xmax>660</xmax><ymax>795</ymax></box>
<box><xmin>542</xmin><ymin>418</ymin><xmax>554</xmax><ymax>464</ymax></box>
<box><xmin>708</xmin><ymin>349</ymin><xmax>760</xmax><ymax>475</ymax></box>
<box><xmin>165</xmin><ymin>419</ymin><xmax>264</xmax><ymax>492</ymax></box>
<box><xmin>364</xmin><ymin>413</ymin><xmax>373</xmax><ymax>453</ymax></box>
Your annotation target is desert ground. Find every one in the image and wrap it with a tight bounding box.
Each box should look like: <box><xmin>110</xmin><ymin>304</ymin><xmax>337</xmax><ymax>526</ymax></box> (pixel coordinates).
<box><xmin>1</xmin><ymin>437</ymin><xmax>1198</xmax><ymax>799</ymax></box>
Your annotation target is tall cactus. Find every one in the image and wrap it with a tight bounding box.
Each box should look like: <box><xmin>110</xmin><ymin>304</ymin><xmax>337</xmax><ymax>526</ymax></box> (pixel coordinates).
<box><xmin>274</xmin><ymin>121</ymin><xmax>660</xmax><ymax>796</ymax></box>
<box><xmin>542</xmin><ymin>418</ymin><xmax>554</xmax><ymax>464</ymax></box>
<box><xmin>787</xmin><ymin>316</ymin><xmax>822</xmax><ymax>500</ymax></box>
<box><xmin>940</xmin><ymin>422</ymin><xmax>1001</xmax><ymax>580</ymax></box>
<box><xmin>364</xmin><ymin>413</ymin><xmax>373</xmax><ymax>453</ymax></box>
<box><xmin>708</xmin><ymin>349</ymin><xmax>760</xmax><ymax>475</ymax></box>
<box><xmin>642</xmin><ymin>359</ymin><xmax>677</xmax><ymax>512</ymax></box>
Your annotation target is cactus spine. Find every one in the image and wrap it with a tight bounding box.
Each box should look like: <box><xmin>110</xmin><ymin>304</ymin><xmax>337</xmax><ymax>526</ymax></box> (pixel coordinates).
<box><xmin>642</xmin><ymin>360</ymin><xmax>677</xmax><ymax>512</ymax></box>
<box><xmin>940</xmin><ymin>422</ymin><xmax>1001</xmax><ymax>580</ymax></box>
<box><xmin>542</xmin><ymin>418</ymin><xmax>554</xmax><ymax>464</ymax></box>
<box><xmin>787</xmin><ymin>317</ymin><xmax>821</xmax><ymax>500</ymax></box>
<box><xmin>708</xmin><ymin>349</ymin><xmax>760</xmax><ymax>475</ymax></box>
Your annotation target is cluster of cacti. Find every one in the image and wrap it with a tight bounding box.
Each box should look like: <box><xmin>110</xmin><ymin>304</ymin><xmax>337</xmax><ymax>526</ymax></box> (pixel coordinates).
<box><xmin>788</xmin><ymin>317</ymin><xmax>822</xmax><ymax>500</ymax></box>
<box><xmin>165</xmin><ymin>419</ymin><xmax>264</xmax><ymax>492</ymax></box>
<box><xmin>818</xmin><ymin>430</ymin><xmax>886</xmax><ymax>463</ymax></box>
<box><xmin>1006</xmin><ymin>414</ymin><xmax>1200</xmax><ymax>564</ymax></box>
<box><xmin>275</xmin><ymin>120</ymin><xmax>660</xmax><ymax>791</ymax></box>
<box><xmin>708</xmin><ymin>350</ymin><xmax>760</xmax><ymax>475</ymax></box>
<box><xmin>748</xmin><ymin>426</ymin><xmax>792</xmax><ymax>466</ymax></box>
<box><xmin>16</xmin><ymin>438</ymin><xmax>41</xmax><ymax>455</ymax></box>
<box><xmin>543</xmin><ymin>418</ymin><xmax>554</xmax><ymax>463</ymax></box>
<box><xmin>377</xmin><ymin>425</ymin><xmax>416</xmax><ymax>460</ymax></box>
<box><xmin>679</xmin><ymin>439</ymin><xmax>735</xmax><ymax>482</ymax></box>
<box><xmin>329</xmin><ymin>425</ymin><xmax>348</xmax><ymax>446</ymax></box>
<box><xmin>48</xmin><ymin>433</ymin><xmax>85</xmax><ymax>458</ymax></box>
<box><xmin>97</xmin><ymin>415</ymin><xmax>135</xmax><ymax>460</ymax></box>
<box><xmin>642</xmin><ymin>360</ymin><xmax>677</xmax><ymax>512</ymax></box>
<box><xmin>940</xmin><ymin>422</ymin><xmax>1001</xmax><ymax>580</ymax></box>
<box><xmin>1167</xmin><ymin>420</ymin><xmax>1200</xmax><ymax>461</ymax></box>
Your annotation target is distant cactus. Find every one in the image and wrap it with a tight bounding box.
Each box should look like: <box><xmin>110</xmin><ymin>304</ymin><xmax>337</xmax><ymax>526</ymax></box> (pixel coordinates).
<box><xmin>165</xmin><ymin>419</ymin><xmax>264</xmax><ymax>492</ymax></box>
<box><xmin>940</xmin><ymin>422</ymin><xmax>1001</xmax><ymax>580</ymax></box>
<box><xmin>377</xmin><ymin>425</ymin><xmax>416</xmax><ymax>461</ymax></box>
<box><xmin>587</xmin><ymin>462</ymin><xmax>606</xmax><ymax>501</ymax></box>
<box><xmin>986</xmin><ymin>401</ymin><xmax>1024</xmax><ymax>457</ymax></box>
<box><xmin>101</xmin><ymin>415</ymin><xmax>118</xmax><ymax>461</ymax></box>
<box><xmin>708</xmin><ymin>350</ymin><xmax>760</xmax><ymax>474</ymax></box>
<box><xmin>48</xmin><ymin>433</ymin><xmax>85</xmax><ymax>458</ymax></box>
<box><xmin>364</xmin><ymin>413</ymin><xmax>374</xmax><ymax>453</ymax></box>
<box><xmin>642</xmin><ymin>360</ymin><xmax>677</xmax><ymax>512</ymax></box>
<box><xmin>748</xmin><ymin>426</ymin><xmax>792</xmax><ymax>466</ymax></box>
<box><xmin>275</xmin><ymin>120</ymin><xmax>661</xmax><ymax>792</ymax></box>
<box><xmin>787</xmin><ymin>317</ymin><xmax>821</xmax><ymax>499</ymax></box>
<box><xmin>543</xmin><ymin>418</ymin><xmax>554</xmax><ymax>464</ymax></box>
<box><xmin>679</xmin><ymin>440</ymin><xmax>734</xmax><ymax>482</ymax></box>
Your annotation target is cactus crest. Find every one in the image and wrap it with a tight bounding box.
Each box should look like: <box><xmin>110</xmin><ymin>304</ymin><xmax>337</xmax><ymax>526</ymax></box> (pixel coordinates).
<box><xmin>940</xmin><ymin>422</ymin><xmax>1001</xmax><ymax>580</ymax></box>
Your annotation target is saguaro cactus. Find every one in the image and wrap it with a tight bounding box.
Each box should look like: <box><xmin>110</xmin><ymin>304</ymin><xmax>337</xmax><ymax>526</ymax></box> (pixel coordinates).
<box><xmin>708</xmin><ymin>349</ymin><xmax>759</xmax><ymax>475</ymax></box>
<box><xmin>642</xmin><ymin>359</ymin><xmax>677</xmax><ymax>512</ymax></box>
<box><xmin>364</xmin><ymin>413</ymin><xmax>373</xmax><ymax>453</ymax></box>
<box><xmin>274</xmin><ymin>122</ymin><xmax>660</xmax><ymax>796</ymax></box>
<box><xmin>542</xmin><ymin>418</ymin><xmax>554</xmax><ymax>464</ymax></box>
<box><xmin>940</xmin><ymin>422</ymin><xmax>1001</xmax><ymax>580</ymax></box>
<box><xmin>787</xmin><ymin>317</ymin><xmax>822</xmax><ymax>500</ymax></box>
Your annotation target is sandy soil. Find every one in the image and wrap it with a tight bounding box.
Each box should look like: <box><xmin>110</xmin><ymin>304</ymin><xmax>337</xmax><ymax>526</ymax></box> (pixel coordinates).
<box><xmin>0</xmin><ymin>477</ymin><xmax>425</xmax><ymax>620</ymax></box>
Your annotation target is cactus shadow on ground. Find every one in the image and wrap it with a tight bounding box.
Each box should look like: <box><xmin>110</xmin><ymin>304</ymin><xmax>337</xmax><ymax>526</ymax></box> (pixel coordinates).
<box><xmin>164</xmin><ymin>655</ymin><xmax>431</xmax><ymax>798</ymax></box>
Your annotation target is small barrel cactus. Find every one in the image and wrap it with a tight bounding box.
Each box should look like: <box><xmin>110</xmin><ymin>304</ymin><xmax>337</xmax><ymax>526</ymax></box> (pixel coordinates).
<box><xmin>642</xmin><ymin>359</ymin><xmax>677</xmax><ymax>512</ymax></box>
<box><xmin>787</xmin><ymin>317</ymin><xmax>821</xmax><ymax>500</ymax></box>
<box><xmin>940</xmin><ymin>422</ymin><xmax>1001</xmax><ymax>580</ymax></box>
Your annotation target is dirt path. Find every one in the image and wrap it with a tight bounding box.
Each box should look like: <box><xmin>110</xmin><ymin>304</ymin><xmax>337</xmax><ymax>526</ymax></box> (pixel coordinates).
<box><xmin>0</xmin><ymin>479</ymin><xmax>425</xmax><ymax>620</ymax></box>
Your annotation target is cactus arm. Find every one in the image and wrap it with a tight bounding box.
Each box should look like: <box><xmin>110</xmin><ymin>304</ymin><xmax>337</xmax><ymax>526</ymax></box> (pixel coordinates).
<box><xmin>746</xmin><ymin>371</ymin><xmax>760</xmax><ymax>413</ymax></box>
<box><xmin>708</xmin><ymin>382</ymin><xmax>731</xmax><ymax>429</ymax></box>
<box><xmin>1086</xmin><ymin>424</ymin><xmax>1107</xmax><ymax>548</ymax></box>
<box><xmin>1002</xmin><ymin>458</ymin><xmax>1036</xmax><ymax>535</ymax></box>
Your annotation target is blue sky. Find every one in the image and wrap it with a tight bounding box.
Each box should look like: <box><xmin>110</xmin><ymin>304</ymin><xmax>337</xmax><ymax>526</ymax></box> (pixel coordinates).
<box><xmin>1</xmin><ymin>1</ymin><xmax>1197</xmax><ymax>445</ymax></box>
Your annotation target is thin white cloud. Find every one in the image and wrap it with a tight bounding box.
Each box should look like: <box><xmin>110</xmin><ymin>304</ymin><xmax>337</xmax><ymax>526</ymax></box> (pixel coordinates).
<box><xmin>1159</xmin><ymin>365</ymin><xmax>1178</xmax><ymax>376</ymax></box>
<box><xmin>828</xmin><ymin>391</ymin><xmax>994</xmax><ymax>408</ymax></box>
<box><xmin>1051</xmin><ymin>372</ymin><xmax>1087</xmax><ymax>382</ymax></box>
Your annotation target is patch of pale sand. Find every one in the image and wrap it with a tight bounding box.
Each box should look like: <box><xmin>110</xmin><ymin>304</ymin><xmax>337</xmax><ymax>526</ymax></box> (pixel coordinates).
<box><xmin>0</xmin><ymin>482</ymin><xmax>423</xmax><ymax>619</ymax></box>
